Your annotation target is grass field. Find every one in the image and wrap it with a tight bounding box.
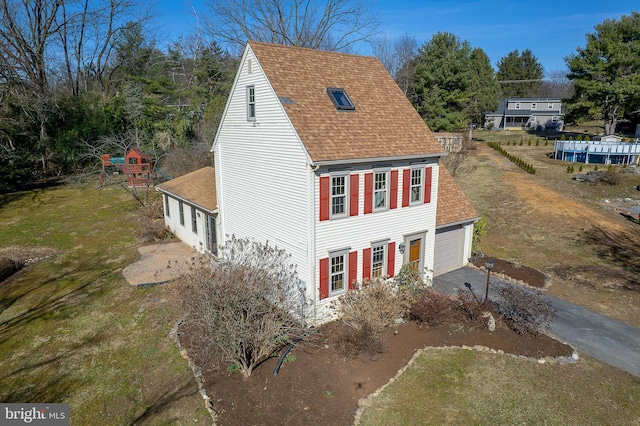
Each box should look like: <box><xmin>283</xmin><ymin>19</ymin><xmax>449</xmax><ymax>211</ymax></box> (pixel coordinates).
<box><xmin>0</xmin><ymin>185</ymin><xmax>209</xmax><ymax>424</ymax></box>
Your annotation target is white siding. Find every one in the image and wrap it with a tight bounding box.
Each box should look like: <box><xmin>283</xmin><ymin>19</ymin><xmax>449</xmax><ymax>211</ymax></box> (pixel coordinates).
<box><xmin>214</xmin><ymin>45</ymin><xmax>312</xmax><ymax>289</ymax></box>
<box><xmin>163</xmin><ymin>196</ymin><xmax>211</xmax><ymax>253</ymax></box>
<box><xmin>314</xmin><ymin>162</ymin><xmax>440</xmax><ymax>323</ymax></box>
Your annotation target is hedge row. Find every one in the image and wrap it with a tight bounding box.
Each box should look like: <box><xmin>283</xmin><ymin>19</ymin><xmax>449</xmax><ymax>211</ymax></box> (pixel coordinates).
<box><xmin>487</xmin><ymin>142</ymin><xmax>536</xmax><ymax>174</ymax></box>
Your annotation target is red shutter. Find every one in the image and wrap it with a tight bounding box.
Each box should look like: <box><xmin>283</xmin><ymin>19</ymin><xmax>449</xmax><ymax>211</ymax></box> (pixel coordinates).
<box><xmin>362</xmin><ymin>248</ymin><xmax>372</xmax><ymax>280</ymax></box>
<box><xmin>350</xmin><ymin>174</ymin><xmax>359</xmax><ymax>217</ymax></box>
<box><xmin>348</xmin><ymin>251</ymin><xmax>358</xmax><ymax>290</ymax></box>
<box><xmin>387</xmin><ymin>242</ymin><xmax>396</xmax><ymax>277</ymax></box>
<box><xmin>320</xmin><ymin>176</ymin><xmax>329</xmax><ymax>221</ymax></box>
<box><xmin>364</xmin><ymin>173</ymin><xmax>373</xmax><ymax>214</ymax></box>
<box><xmin>424</xmin><ymin>167</ymin><xmax>432</xmax><ymax>204</ymax></box>
<box><xmin>390</xmin><ymin>170</ymin><xmax>398</xmax><ymax>209</ymax></box>
<box><xmin>402</xmin><ymin>169</ymin><xmax>410</xmax><ymax>207</ymax></box>
<box><xmin>319</xmin><ymin>257</ymin><xmax>329</xmax><ymax>299</ymax></box>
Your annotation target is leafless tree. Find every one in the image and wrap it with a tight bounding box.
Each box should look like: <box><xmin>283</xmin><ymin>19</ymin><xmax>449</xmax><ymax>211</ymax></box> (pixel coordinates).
<box><xmin>177</xmin><ymin>237</ymin><xmax>308</xmax><ymax>377</ymax></box>
<box><xmin>441</xmin><ymin>135</ymin><xmax>476</xmax><ymax>179</ymax></box>
<box><xmin>537</xmin><ymin>69</ymin><xmax>574</xmax><ymax>99</ymax></box>
<box><xmin>202</xmin><ymin>0</ymin><xmax>381</xmax><ymax>52</ymax></box>
<box><xmin>372</xmin><ymin>33</ymin><xmax>418</xmax><ymax>95</ymax></box>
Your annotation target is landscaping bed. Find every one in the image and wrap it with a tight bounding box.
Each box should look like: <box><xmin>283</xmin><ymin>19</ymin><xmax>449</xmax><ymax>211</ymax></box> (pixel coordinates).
<box><xmin>179</xmin><ymin>316</ymin><xmax>572</xmax><ymax>425</ymax></box>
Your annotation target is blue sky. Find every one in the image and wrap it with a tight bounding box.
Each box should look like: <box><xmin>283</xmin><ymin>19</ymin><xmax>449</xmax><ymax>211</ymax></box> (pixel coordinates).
<box><xmin>156</xmin><ymin>0</ymin><xmax>637</xmax><ymax>73</ymax></box>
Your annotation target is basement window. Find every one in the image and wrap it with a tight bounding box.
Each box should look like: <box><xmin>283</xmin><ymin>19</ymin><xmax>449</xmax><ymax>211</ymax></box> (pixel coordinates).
<box><xmin>327</xmin><ymin>88</ymin><xmax>355</xmax><ymax>110</ymax></box>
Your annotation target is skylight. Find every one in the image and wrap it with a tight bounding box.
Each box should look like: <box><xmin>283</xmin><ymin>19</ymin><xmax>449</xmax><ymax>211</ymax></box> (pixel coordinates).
<box><xmin>327</xmin><ymin>88</ymin><xmax>355</xmax><ymax>111</ymax></box>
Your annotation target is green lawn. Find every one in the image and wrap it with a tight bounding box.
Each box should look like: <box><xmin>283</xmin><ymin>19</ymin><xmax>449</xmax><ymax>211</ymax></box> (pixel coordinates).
<box><xmin>0</xmin><ymin>185</ymin><xmax>208</xmax><ymax>424</ymax></box>
<box><xmin>358</xmin><ymin>349</ymin><xmax>640</xmax><ymax>425</ymax></box>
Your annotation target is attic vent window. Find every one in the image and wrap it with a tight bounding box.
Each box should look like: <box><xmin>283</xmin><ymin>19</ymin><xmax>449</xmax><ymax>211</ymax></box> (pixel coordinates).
<box><xmin>327</xmin><ymin>88</ymin><xmax>355</xmax><ymax>111</ymax></box>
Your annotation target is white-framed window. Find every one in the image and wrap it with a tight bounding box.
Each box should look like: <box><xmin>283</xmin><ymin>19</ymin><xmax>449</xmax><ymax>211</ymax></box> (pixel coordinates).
<box><xmin>179</xmin><ymin>201</ymin><xmax>184</xmax><ymax>226</ymax></box>
<box><xmin>410</xmin><ymin>168</ymin><xmax>423</xmax><ymax>204</ymax></box>
<box><xmin>548</xmin><ymin>102</ymin><xmax>554</xmax><ymax>109</ymax></box>
<box><xmin>374</xmin><ymin>171</ymin><xmax>388</xmax><ymax>210</ymax></box>
<box><xmin>531</xmin><ymin>102</ymin><xmax>537</xmax><ymax>110</ymax></box>
<box><xmin>330</xmin><ymin>250</ymin><xmax>349</xmax><ymax>296</ymax></box>
<box><xmin>515</xmin><ymin>102</ymin><xmax>521</xmax><ymax>109</ymax></box>
<box><xmin>371</xmin><ymin>243</ymin><xmax>387</xmax><ymax>279</ymax></box>
<box><xmin>191</xmin><ymin>206</ymin><xmax>198</xmax><ymax>234</ymax></box>
<box><xmin>247</xmin><ymin>85</ymin><xmax>256</xmax><ymax>121</ymax></box>
<box><xmin>247</xmin><ymin>59</ymin><xmax>253</xmax><ymax>74</ymax></box>
<box><xmin>530</xmin><ymin>116</ymin><xmax>536</xmax><ymax>122</ymax></box>
<box><xmin>331</xmin><ymin>174</ymin><xmax>348</xmax><ymax>218</ymax></box>
<box><xmin>164</xmin><ymin>194</ymin><xmax>170</xmax><ymax>217</ymax></box>
<box><xmin>552</xmin><ymin>116</ymin><xmax>558</xmax><ymax>123</ymax></box>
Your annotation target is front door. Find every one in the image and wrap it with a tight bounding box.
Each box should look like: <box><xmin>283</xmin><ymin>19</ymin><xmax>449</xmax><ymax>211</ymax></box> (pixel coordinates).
<box><xmin>408</xmin><ymin>238</ymin><xmax>421</xmax><ymax>271</ymax></box>
<box><xmin>404</xmin><ymin>232</ymin><xmax>426</xmax><ymax>275</ymax></box>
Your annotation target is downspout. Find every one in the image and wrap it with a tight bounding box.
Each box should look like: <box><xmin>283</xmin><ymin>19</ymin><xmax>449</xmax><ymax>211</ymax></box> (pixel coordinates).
<box><xmin>310</xmin><ymin>163</ymin><xmax>319</xmax><ymax>325</ymax></box>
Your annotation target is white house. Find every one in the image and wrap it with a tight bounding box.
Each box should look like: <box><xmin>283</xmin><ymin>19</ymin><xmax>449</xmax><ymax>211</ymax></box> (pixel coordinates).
<box><xmin>206</xmin><ymin>41</ymin><xmax>479</xmax><ymax>324</ymax></box>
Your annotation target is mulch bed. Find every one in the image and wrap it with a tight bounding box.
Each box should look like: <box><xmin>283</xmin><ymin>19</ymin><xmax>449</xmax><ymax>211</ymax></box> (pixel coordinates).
<box><xmin>181</xmin><ymin>317</ymin><xmax>573</xmax><ymax>425</ymax></box>
<box><xmin>475</xmin><ymin>257</ymin><xmax>549</xmax><ymax>288</ymax></box>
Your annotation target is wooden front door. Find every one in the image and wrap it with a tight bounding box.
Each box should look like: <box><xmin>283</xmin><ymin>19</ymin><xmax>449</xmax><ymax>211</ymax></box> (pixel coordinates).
<box><xmin>408</xmin><ymin>237</ymin><xmax>421</xmax><ymax>271</ymax></box>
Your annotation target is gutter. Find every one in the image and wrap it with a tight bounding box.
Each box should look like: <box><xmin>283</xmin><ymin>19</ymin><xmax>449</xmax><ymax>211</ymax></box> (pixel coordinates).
<box><xmin>311</xmin><ymin>152</ymin><xmax>445</xmax><ymax>168</ymax></box>
<box><xmin>436</xmin><ymin>216</ymin><xmax>482</xmax><ymax>230</ymax></box>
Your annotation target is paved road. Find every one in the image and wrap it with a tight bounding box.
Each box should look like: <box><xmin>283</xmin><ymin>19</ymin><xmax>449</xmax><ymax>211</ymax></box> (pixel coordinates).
<box><xmin>433</xmin><ymin>266</ymin><xmax>640</xmax><ymax>378</ymax></box>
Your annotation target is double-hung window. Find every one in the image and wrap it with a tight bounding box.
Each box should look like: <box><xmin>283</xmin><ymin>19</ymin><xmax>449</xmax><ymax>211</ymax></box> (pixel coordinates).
<box><xmin>191</xmin><ymin>207</ymin><xmax>197</xmax><ymax>234</ymax></box>
<box><xmin>330</xmin><ymin>252</ymin><xmax>347</xmax><ymax>296</ymax></box>
<box><xmin>247</xmin><ymin>86</ymin><xmax>256</xmax><ymax>121</ymax></box>
<box><xmin>410</xmin><ymin>168</ymin><xmax>422</xmax><ymax>203</ymax></box>
<box><xmin>515</xmin><ymin>102</ymin><xmax>521</xmax><ymax>109</ymax></box>
<box><xmin>374</xmin><ymin>171</ymin><xmax>387</xmax><ymax>210</ymax></box>
<box><xmin>548</xmin><ymin>102</ymin><xmax>554</xmax><ymax>109</ymax></box>
<box><xmin>179</xmin><ymin>201</ymin><xmax>184</xmax><ymax>226</ymax></box>
<box><xmin>331</xmin><ymin>175</ymin><xmax>347</xmax><ymax>218</ymax></box>
<box><xmin>371</xmin><ymin>244</ymin><xmax>386</xmax><ymax>279</ymax></box>
<box><xmin>164</xmin><ymin>194</ymin><xmax>170</xmax><ymax>217</ymax></box>
<box><xmin>531</xmin><ymin>102</ymin><xmax>537</xmax><ymax>110</ymax></box>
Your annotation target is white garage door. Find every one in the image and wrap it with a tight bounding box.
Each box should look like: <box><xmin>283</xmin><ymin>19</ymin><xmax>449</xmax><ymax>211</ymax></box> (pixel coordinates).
<box><xmin>434</xmin><ymin>226</ymin><xmax>464</xmax><ymax>276</ymax></box>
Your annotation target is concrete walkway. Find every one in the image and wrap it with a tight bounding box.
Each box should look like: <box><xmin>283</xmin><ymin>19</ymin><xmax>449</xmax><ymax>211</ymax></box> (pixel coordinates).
<box><xmin>433</xmin><ymin>266</ymin><xmax>640</xmax><ymax>378</ymax></box>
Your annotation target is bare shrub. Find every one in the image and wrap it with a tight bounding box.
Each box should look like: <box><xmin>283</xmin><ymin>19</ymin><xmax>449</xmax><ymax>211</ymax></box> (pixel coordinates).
<box><xmin>177</xmin><ymin>237</ymin><xmax>308</xmax><ymax>377</ymax></box>
<box><xmin>453</xmin><ymin>288</ymin><xmax>488</xmax><ymax>327</ymax></box>
<box><xmin>159</xmin><ymin>144</ymin><xmax>211</xmax><ymax>179</ymax></box>
<box><xmin>128</xmin><ymin>196</ymin><xmax>170</xmax><ymax>243</ymax></box>
<box><xmin>409</xmin><ymin>290</ymin><xmax>456</xmax><ymax>326</ymax></box>
<box><xmin>335</xmin><ymin>278</ymin><xmax>410</xmax><ymax>354</ymax></box>
<box><xmin>335</xmin><ymin>322</ymin><xmax>385</xmax><ymax>358</ymax></box>
<box><xmin>493</xmin><ymin>283</ymin><xmax>557</xmax><ymax>335</ymax></box>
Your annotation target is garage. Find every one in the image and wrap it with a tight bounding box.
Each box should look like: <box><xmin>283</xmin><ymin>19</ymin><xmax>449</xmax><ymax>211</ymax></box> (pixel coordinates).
<box><xmin>433</xmin><ymin>225</ymin><xmax>464</xmax><ymax>276</ymax></box>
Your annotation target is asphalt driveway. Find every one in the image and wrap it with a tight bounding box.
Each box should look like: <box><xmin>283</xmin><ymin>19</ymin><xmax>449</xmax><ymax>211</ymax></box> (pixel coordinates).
<box><xmin>433</xmin><ymin>266</ymin><xmax>640</xmax><ymax>378</ymax></box>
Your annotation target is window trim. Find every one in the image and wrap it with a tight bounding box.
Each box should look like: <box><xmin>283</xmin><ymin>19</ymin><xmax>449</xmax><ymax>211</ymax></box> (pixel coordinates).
<box><xmin>329</xmin><ymin>249</ymin><xmax>350</xmax><ymax>297</ymax></box>
<box><xmin>409</xmin><ymin>167</ymin><xmax>423</xmax><ymax>205</ymax></box>
<box><xmin>530</xmin><ymin>116</ymin><xmax>536</xmax><ymax>122</ymax></box>
<box><xmin>548</xmin><ymin>102</ymin><xmax>554</xmax><ymax>109</ymax></box>
<box><xmin>164</xmin><ymin>194</ymin><xmax>170</xmax><ymax>217</ymax></box>
<box><xmin>247</xmin><ymin>85</ymin><xmax>256</xmax><ymax>121</ymax></box>
<box><xmin>515</xmin><ymin>102</ymin><xmax>521</xmax><ymax>110</ymax></box>
<box><xmin>191</xmin><ymin>206</ymin><xmax>198</xmax><ymax>234</ymax></box>
<box><xmin>179</xmin><ymin>201</ymin><xmax>185</xmax><ymax>226</ymax></box>
<box><xmin>531</xmin><ymin>102</ymin><xmax>537</xmax><ymax>110</ymax></box>
<box><xmin>330</xmin><ymin>172</ymin><xmax>349</xmax><ymax>219</ymax></box>
<box><xmin>327</xmin><ymin>87</ymin><xmax>355</xmax><ymax>111</ymax></box>
<box><xmin>373</xmin><ymin>170</ymin><xmax>389</xmax><ymax>211</ymax></box>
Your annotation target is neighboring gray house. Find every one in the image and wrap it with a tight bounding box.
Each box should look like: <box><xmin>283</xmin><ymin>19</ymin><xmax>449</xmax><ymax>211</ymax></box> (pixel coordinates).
<box><xmin>485</xmin><ymin>98</ymin><xmax>564</xmax><ymax>130</ymax></box>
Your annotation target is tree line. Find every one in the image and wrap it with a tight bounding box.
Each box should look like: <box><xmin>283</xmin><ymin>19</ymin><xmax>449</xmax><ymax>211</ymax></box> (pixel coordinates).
<box><xmin>1</xmin><ymin>1</ymin><xmax>638</xmax><ymax>192</ymax></box>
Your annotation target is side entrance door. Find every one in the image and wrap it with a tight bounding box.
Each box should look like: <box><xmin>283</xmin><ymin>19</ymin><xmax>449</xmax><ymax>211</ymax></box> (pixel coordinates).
<box><xmin>205</xmin><ymin>215</ymin><xmax>217</xmax><ymax>254</ymax></box>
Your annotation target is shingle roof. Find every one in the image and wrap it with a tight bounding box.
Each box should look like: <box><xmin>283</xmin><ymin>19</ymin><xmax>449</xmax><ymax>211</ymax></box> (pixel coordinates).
<box><xmin>436</xmin><ymin>166</ymin><xmax>478</xmax><ymax>226</ymax></box>
<box><xmin>156</xmin><ymin>167</ymin><xmax>217</xmax><ymax>212</ymax></box>
<box><xmin>249</xmin><ymin>41</ymin><xmax>445</xmax><ymax>163</ymax></box>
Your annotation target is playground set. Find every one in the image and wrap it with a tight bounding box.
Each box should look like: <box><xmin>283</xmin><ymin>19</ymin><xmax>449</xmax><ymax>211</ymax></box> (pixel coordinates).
<box><xmin>100</xmin><ymin>148</ymin><xmax>156</xmax><ymax>187</ymax></box>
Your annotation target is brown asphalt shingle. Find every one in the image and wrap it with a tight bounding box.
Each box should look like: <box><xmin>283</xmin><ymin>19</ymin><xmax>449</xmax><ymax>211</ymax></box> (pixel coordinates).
<box><xmin>156</xmin><ymin>166</ymin><xmax>217</xmax><ymax>212</ymax></box>
<box><xmin>249</xmin><ymin>41</ymin><xmax>445</xmax><ymax>163</ymax></box>
<box><xmin>436</xmin><ymin>166</ymin><xmax>479</xmax><ymax>226</ymax></box>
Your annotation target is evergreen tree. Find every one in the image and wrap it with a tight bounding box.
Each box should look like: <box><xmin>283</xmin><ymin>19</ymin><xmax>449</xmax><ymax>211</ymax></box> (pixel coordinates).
<box><xmin>412</xmin><ymin>32</ymin><xmax>498</xmax><ymax>131</ymax></box>
<box><xmin>565</xmin><ymin>12</ymin><xmax>640</xmax><ymax>135</ymax></box>
<box><xmin>496</xmin><ymin>49</ymin><xmax>544</xmax><ymax>97</ymax></box>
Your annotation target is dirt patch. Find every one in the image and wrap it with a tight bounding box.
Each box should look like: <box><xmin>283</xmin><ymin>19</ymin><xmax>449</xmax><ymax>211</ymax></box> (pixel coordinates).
<box><xmin>475</xmin><ymin>257</ymin><xmax>549</xmax><ymax>288</ymax></box>
<box><xmin>0</xmin><ymin>246</ymin><xmax>58</xmax><ymax>282</ymax></box>
<box><xmin>181</xmin><ymin>319</ymin><xmax>572</xmax><ymax>426</ymax></box>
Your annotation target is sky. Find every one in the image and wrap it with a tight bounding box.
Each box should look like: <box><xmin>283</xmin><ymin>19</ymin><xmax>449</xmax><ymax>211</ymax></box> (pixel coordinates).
<box><xmin>155</xmin><ymin>0</ymin><xmax>637</xmax><ymax>74</ymax></box>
